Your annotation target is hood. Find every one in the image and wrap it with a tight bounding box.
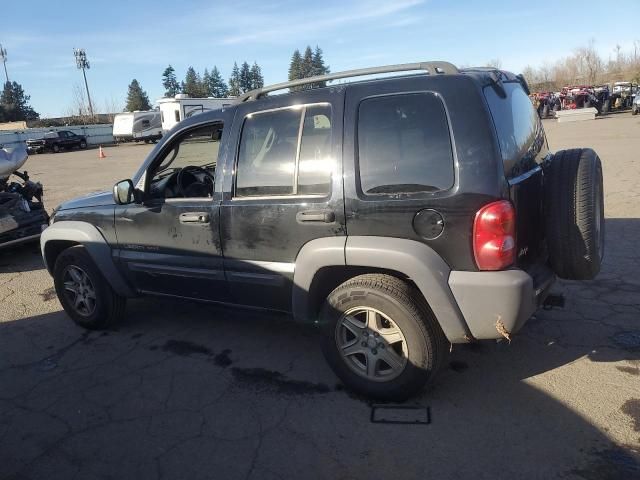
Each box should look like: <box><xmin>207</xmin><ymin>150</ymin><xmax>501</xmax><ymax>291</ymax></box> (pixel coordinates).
<box><xmin>57</xmin><ymin>190</ymin><xmax>114</xmax><ymax>211</ymax></box>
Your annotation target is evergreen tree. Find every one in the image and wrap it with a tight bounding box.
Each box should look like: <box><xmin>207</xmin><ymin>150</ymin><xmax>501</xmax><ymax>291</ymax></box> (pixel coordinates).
<box><xmin>161</xmin><ymin>64</ymin><xmax>180</xmax><ymax>97</ymax></box>
<box><xmin>249</xmin><ymin>62</ymin><xmax>264</xmax><ymax>90</ymax></box>
<box><xmin>125</xmin><ymin>79</ymin><xmax>151</xmax><ymax>111</ymax></box>
<box><xmin>228</xmin><ymin>62</ymin><xmax>241</xmax><ymax>96</ymax></box>
<box><xmin>300</xmin><ymin>46</ymin><xmax>314</xmax><ymax>83</ymax></box>
<box><xmin>182</xmin><ymin>66</ymin><xmax>200</xmax><ymax>97</ymax></box>
<box><xmin>288</xmin><ymin>49</ymin><xmax>302</xmax><ymax>82</ymax></box>
<box><xmin>207</xmin><ymin>66</ymin><xmax>229</xmax><ymax>97</ymax></box>
<box><xmin>202</xmin><ymin>68</ymin><xmax>211</xmax><ymax>95</ymax></box>
<box><xmin>0</xmin><ymin>81</ymin><xmax>39</xmax><ymax>121</ymax></box>
<box><xmin>239</xmin><ymin>61</ymin><xmax>252</xmax><ymax>93</ymax></box>
<box><xmin>311</xmin><ymin>46</ymin><xmax>330</xmax><ymax>87</ymax></box>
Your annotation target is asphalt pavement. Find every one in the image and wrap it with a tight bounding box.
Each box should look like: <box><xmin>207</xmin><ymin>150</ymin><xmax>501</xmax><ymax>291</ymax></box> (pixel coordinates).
<box><xmin>1</xmin><ymin>117</ymin><xmax>639</xmax><ymax>480</ymax></box>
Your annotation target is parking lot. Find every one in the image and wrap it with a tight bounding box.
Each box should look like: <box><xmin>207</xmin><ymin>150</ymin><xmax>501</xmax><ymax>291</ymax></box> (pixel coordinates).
<box><xmin>1</xmin><ymin>115</ymin><xmax>639</xmax><ymax>479</ymax></box>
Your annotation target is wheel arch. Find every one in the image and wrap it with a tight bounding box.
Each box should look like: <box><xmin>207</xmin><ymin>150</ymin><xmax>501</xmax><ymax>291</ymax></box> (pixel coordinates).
<box><xmin>41</xmin><ymin>221</ymin><xmax>135</xmax><ymax>297</ymax></box>
<box><xmin>293</xmin><ymin>236</ymin><xmax>472</xmax><ymax>343</ymax></box>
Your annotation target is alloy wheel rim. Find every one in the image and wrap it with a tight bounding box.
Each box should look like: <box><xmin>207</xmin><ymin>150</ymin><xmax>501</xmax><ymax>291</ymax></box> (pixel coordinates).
<box><xmin>335</xmin><ymin>306</ymin><xmax>408</xmax><ymax>382</ymax></box>
<box><xmin>62</xmin><ymin>265</ymin><xmax>96</xmax><ymax>316</ymax></box>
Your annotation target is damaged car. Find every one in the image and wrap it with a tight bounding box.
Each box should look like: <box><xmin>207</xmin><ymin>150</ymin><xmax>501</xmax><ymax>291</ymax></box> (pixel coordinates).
<box><xmin>0</xmin><ymin>145</ymin><xmax>49</xmax><ymax>249</ymax></box>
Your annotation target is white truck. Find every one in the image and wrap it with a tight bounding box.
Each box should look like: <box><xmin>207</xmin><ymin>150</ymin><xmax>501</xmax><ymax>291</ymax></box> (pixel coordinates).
<box><xmin>112</xmin><ymin>111</ymin><xmax>162</xmax><ymax>144</ymax></box>
<box><xmin>157</xmin><ymin>94</ymin><xmax>234</xmax><ymax>133</ymax></box>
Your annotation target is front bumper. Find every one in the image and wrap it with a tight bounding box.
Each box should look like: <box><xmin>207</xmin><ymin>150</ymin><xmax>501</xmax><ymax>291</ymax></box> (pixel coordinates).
<box><xmin>26</xmin><ymin>145</ymin><xmax>45</xmax><ymax>153</ymax></box>
<box><xmin>448</xmin><ymin>266</ymin><xmax>555</xmax><ymax>340</ymax></box>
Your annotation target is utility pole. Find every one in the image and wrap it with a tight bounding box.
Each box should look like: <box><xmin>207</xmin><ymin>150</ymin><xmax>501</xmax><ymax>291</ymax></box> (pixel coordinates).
<box><xmin>0</xmin><ymin>44</ymin><xmax>8</xmax><ymax>84</ymax></box>
<box><xmin>73</xmin><ymin>48</ymin><xmax>94</xmax><ymax>117</ymax></box>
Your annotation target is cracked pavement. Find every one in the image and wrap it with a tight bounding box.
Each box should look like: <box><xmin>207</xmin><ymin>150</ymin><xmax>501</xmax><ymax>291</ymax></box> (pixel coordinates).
<box><xmin>1</xmin><ymin>117</ymin><xmax>640</xmax><ymax>479</ymax></box>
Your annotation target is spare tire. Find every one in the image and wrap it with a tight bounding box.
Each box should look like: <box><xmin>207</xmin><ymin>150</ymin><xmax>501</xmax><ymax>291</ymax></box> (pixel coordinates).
<box><xmin>545</xmin><ymin>149</ymin><xmax>604</xmax><ymax>280</ymax></box>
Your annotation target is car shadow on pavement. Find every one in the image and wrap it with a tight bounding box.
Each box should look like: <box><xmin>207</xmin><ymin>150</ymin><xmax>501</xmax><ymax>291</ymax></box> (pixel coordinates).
<box><xmin>0</xmin><ymin>218</ymin><xmax>638</xmax><ymax>479</ymax></box>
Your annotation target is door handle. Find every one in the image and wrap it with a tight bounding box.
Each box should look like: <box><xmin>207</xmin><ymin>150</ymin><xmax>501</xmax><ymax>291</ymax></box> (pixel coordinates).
<box><xmin>179</xmin><ymin>212</ymin><xmax>210</xmax><ymax>224</ymax></box>
<box><xmin>296</xmin><ymin>210</ymin><xmax>336</xmax><ymax>223</ymax></box>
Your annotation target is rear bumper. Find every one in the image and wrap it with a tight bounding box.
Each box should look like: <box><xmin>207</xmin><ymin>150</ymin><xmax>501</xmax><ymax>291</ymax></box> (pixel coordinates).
<box><xmin>448</xmin><ymin>266</ymin><xmax>555</xmax><ymax>340</ymax></box>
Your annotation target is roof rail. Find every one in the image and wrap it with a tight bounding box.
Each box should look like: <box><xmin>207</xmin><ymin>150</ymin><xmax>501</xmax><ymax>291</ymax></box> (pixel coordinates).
<box><xmin>236</xmin><ymin>61</ymin><xmax>459</xmax><ymax>102</ymax></box>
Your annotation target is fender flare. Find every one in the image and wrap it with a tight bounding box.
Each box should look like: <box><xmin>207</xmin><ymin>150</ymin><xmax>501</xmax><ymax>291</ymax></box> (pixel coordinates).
<box><xmin>293</xmin><ymin>236</ymin><xmax>471</xmax><ymax>343</ymax></box>
<box><xmin>40</xmin><ymin>221</ymin><xmax>135</xmax><ymax>297</ymax></box>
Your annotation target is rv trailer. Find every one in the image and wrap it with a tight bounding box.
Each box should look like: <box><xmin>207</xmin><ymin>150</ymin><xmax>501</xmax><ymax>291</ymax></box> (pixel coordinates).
<box><xmin>157</xmin><ymin>94</ymin><xmax>234</xmax><ymax>133</ymax></box>
<box><xmin>112</xmin><ymin>111</ymin><xmax>162</xmax><ymax>143</ymax></box>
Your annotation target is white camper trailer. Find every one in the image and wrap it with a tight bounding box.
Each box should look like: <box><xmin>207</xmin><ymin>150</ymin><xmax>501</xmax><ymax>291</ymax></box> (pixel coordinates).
<box><xmin>112</xmin><ymin>111</ymin><xmax>163</xmax><ymax>143</ymax></box>
<box><xmin>157</xmin><ymin>94</ymin><xmax>234</xmax><ymax>133</ymax></box>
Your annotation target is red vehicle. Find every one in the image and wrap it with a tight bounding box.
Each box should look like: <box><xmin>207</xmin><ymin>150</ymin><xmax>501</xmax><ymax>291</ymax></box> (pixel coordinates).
<box><xmin>531</xmin><ymin>91</ymin><xmax>562</xmax><ymax>118</ymax></box>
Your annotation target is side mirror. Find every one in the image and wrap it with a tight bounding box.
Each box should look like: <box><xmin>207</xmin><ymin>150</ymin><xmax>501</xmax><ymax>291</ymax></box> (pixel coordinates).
<box><xmin>113</xmin><ymin>179</ymin><xmax>136</xmax><ymax>205</ymax></box>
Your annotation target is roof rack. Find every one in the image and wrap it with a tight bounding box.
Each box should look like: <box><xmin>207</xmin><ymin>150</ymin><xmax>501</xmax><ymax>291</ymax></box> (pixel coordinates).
<box><xmin>236</xmin><ymin>61</ymin><xmax>459</xmax><ymax>102</ymax></box>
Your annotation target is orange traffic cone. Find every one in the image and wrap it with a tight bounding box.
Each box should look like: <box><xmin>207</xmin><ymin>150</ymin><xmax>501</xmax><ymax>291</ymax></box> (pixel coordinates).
<box><xmin>98</xmin><ymin>146</ymin><xmax>106</xmax><ymax>159</ymax></box>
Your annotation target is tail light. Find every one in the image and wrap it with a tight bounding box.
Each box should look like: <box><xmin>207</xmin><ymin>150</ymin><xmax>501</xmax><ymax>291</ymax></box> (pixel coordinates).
<box><xmin>473</xmin><ymin>200</ymin><xmax>516</xmax><ymax>270</ymax></box>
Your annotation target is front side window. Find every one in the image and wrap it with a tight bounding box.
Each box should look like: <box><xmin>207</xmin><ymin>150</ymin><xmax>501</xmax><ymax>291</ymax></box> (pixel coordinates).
<box><xmin>357</xmin><ymin>93</ymin><xmax>454</xmax><ymax>196</ymax></box>
<box><xmin>148</xmin><ymin>123</ymin><xmax>222</xmax><ymax>199</ymax></box>
<box><xmin>235</xmin><ymin>104</ymin><xmax>332</xmax><ymax>197</ymax></box>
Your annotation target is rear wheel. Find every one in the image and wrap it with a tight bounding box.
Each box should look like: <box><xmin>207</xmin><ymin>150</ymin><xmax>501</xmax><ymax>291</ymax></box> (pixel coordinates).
<box><xmin>79</xmin><ymin>140</ymin><xmax>87</xmax><ymax>149</ymax></box>
<box><xmin>320</xmin><ymin>274</ymin><xmax>448</xmax><ymax>401</ymax></box>
<box><xmin>53</xmin><ymin>246</ymin><xmax>126</xmax><ymax>329</ymax></box>
<box><xmin>545</xmin><ymin>149</ymin><xmax>605</xmax><ymax>280</ymax></box>
<box><xmin>632</xmin><ymin>105</ymin><xmax>638</xmax><ymax>115</ymax></box>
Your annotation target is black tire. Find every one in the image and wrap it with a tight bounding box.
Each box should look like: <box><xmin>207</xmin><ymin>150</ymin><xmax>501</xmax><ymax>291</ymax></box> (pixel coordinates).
<box><xmin>79</xmin><ymin>140</ymin><xmax>87</xmax><ymax>149</ymax></box>
<box><xmin>632</xmin><ymin>105</ymin><xmax>638</xmax><ymax>115</ymax></box>
<box><xmin>51</xmin><ymin>144</ymin><xmax>60</xmax><ymax>153</ymax></box>
<box><xmin>320</xmin><ymin>274</ymin><xmax>448</xmax><ymax>401</ymax></box>
<box><xmin>53</xmin><ymin>246</ymin><xmax>126</xmax><ymax>330</ymax></box>
<box><xmin>542</xmin><ymin>104</ymin><xmax>550</xmax><ymax>118</ymax></box>
<box><xmin>545</xmin><ymin>149</ymin><xmax>605</xmax><ymax>280</ymax></box>
<box><xmin>602</xmin><ymin>99</ymin><xmax>610</xmax><ymax>114</ymax></box>
<box><xmin>553</xmin><ymin>102</ymin><xmax>561</xmax><ymax>112</ymax></box>
<box><xmin>584</xmin><ymin>99</ymin><xmax>591</xmax><ymax>108</ymax></box>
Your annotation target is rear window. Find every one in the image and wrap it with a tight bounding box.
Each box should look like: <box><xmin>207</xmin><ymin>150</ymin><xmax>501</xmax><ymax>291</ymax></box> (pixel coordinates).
<box><xmin>484</xmin><ymin>82</ymin><xmax>541</xmax><ymax>175</ymax></box>
<box><xmin>357</xmin><ymin>93</ymin><xmax>454</xmax><ymax>196</ymax></box>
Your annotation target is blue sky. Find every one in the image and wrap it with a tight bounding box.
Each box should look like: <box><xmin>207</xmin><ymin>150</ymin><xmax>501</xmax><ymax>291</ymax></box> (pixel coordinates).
<box><xmin>3</xmin><ymin>0</ymin><xmax>638</xmax><ymax>117</ymax></box>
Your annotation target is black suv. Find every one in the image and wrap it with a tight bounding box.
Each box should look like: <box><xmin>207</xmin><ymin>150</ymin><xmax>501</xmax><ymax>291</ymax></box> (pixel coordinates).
<box><xmin>26</xmin><ymin>130</ymin><xmax>88</xmax><ymax>154</ymax></box>
<box><xmin>41</xmin><ymin>62</ymin><xmax>604</xmax><ymax>400</ymax></box>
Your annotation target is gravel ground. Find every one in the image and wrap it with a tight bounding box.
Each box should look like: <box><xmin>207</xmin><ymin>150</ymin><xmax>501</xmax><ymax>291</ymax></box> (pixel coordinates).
<box><xmin>0</xmin><ymin>116</ymin><xmax>639</xmax><ymax>480</ymax></box>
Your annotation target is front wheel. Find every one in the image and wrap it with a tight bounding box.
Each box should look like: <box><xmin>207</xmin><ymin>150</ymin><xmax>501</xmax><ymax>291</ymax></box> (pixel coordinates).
<box><xmin>53</xmin><ymin>246</ymin><xmax>126</xmax><ymax>330</ymax></box>
<box><xmin>51</xmin><ymin>144</ymin><xmax>60</xmax><ymax>153</ymax></box>
<box><xmin>320</xmin><ymin>274</ymin><xmax>448</xmax><ymax>401</ymax></box>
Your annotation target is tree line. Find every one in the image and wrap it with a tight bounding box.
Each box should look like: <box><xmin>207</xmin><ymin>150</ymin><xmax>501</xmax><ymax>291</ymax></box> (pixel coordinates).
<box><xmin>521</xmin><ymin>40</ymin><xmax>640</xmax><ymax>92</ymax></box>
<box><xmin>160</xmin><ymin>61</ymin><xmax>264</xmax><ymax>99</ymax></box>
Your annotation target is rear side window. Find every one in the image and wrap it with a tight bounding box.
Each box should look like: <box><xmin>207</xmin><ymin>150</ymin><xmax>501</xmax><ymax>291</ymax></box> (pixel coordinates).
<box><xmin>484</xmin><ymin>82</ymin><xmax>541</xmax><ymax>175</ymax></box>
<box><xmin>357</xmin><ymin>93</ymin><xmax>454</xmax><ymax>196</ymax></box>
<box><xmin>236</xmin><ymin>104</ymin><xmax>333</xmax><ymax>197</ymax></box>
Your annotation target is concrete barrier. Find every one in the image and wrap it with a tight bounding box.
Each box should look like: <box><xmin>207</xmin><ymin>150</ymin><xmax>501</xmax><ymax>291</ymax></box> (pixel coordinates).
<box><xmin>0</xmin><ymin>124</ymin><xmax>114</xmax><ymax>148</ymax></box>
<box><xmin>555</xmin><ymin>108</ymin><xmax>598</xmax><ymax>123</ymax></box>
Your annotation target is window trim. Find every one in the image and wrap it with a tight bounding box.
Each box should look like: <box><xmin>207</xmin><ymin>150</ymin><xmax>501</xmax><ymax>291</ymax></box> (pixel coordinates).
<box><xmin>355</xmin><ymin>91</ymin><xmax>457</xmax><ymax>200</ymax></box>
<box><xmin>233</xmin><ymin>102</ymin><xmax>333</xmax><ymax>200</ymax></box>
<box><xmin>142</xmin><ymin>120</ymin><xmax>224</xmax><ymax>202</ymax></box>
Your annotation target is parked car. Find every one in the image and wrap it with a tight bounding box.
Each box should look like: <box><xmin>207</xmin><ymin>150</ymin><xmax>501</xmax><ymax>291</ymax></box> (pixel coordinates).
<box><xmin>41</xmin><ymin>61</ymin><xmax>605</xmax><ymax>400</ymax></box>
<box><xmin>26</xmin><ymin>130</ymin><xmax>88</xmax><ymax>154</ymax></box>
<box><xmin>1</xmin><ymin>145</ymin><xmax>49</xmax><ymax>248</ymax></box>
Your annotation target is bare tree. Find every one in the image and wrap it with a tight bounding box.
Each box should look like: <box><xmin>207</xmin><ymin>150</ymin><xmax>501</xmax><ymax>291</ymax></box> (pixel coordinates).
<box><xmin>486</xmin><ymin>58</ymin><xmax>502</xmax><ymax>69</ymax></box>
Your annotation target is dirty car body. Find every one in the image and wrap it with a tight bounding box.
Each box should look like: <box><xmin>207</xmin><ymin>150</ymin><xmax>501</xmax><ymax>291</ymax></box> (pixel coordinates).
<box><xmin>0</xmin><ymin>146</ymin><xmax>49</xmax><ymax>248</ymax></box>
<box><xmin>40</xmin><ymin>62</ymin><xmax>605</xmax><ymax>400</ymax></box>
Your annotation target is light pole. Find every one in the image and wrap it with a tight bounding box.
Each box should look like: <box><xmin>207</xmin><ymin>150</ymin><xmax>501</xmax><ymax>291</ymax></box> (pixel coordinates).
<box><xmin>0</xmin><ymin>44</ymin><xmax>8</xmax><ymax>84</ymax></box>
<box><xmin>74</xmin><ymin>48</ymin><xmax>94</xmax><ymax>117</ymax></box>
